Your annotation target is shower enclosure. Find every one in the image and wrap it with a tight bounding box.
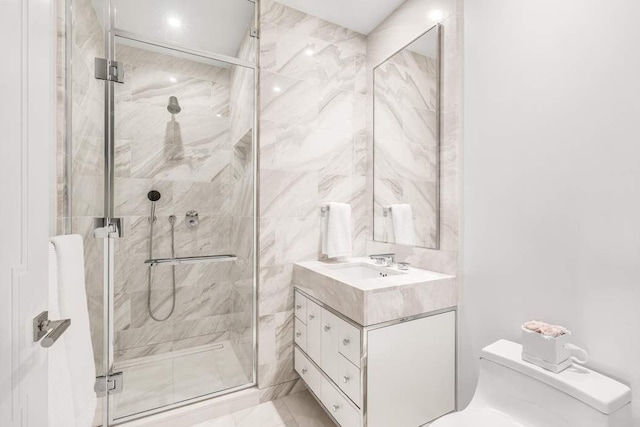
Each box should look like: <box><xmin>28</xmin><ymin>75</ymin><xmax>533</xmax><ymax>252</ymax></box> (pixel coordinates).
<box><xmin>59</xmin><ymin>0</ymin><xmax>258</xmax><ymax>424</ymax></box>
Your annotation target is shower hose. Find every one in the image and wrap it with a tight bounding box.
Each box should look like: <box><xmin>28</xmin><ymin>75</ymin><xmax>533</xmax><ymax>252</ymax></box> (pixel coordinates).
<box><xmin>147</xmin><ymin>214</ymin><xmax>177</xmax><ymax>322</ymax></box>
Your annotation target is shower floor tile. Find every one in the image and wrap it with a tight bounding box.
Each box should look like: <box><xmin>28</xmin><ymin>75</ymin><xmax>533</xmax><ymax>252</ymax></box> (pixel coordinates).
<box><xmin>112</xmin><ymin>341</ymin><xmax>251</xmax><ymax>420</ymax></box>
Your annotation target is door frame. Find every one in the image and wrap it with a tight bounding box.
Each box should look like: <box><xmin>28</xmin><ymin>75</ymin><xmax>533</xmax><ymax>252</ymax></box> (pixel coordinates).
<box><xmin>0</xmin><ymin>0</ymin><xmax>56</xmax><ymax>426</ymax></box>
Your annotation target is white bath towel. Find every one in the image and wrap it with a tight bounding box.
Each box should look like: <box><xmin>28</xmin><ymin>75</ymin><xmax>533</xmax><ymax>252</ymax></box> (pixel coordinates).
<box><xmin>48</xmin><ymin>244</ymin><xmax>76</xmax><ymax>427</ymax></box>
<box><xmin>390</xmin><ymin>204</ymin><xmax>415</xmax><ymax>245</ymax></box>
<box><xmin>49</xmin><ymin>235</ymin><xmax>96</xmax><ymax>427</ymax></box>
<box><xmin>322</xmin><ymin>202</ymin><xmax>352</xmax><ymax>258</ymax></box>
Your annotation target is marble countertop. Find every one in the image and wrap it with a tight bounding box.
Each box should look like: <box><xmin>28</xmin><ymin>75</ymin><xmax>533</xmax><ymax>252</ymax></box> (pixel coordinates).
<box><xmin>292</xmin><ymin>257</ymin><xmax>458</xmax><ymax>326</ymax></box>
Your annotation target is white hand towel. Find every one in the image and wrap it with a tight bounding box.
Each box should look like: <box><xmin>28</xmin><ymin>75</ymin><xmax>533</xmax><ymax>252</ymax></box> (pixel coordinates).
<box><xmin>48</xmin><ymin>243</ymin><xmax>76</xmax><ymax>427</ymax></box>
<box><xmin>49</xmin><ymin>235</ymin><xmax>97</xmax><ymax>427</ymax></box>
<box><xmin>390</xmin><ymin>204</ymin><xmax>415</xmax><ymax>246</ymax></box>
<box><xmin>323</xmin><ymin>202</ymin><xmax>352</xmax><ymax>258</ymax></box>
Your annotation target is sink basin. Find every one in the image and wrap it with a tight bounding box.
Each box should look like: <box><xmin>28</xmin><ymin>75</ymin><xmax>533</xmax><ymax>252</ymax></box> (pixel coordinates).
<box><xmin>293</xmin><ymin>258</ymin><xmax>458</xmax><ymax>326</ymax></box>
<box><xmin>324</xmin><ymin>262</ymin><xmax>403</xmax><ymax>281</ymax></box>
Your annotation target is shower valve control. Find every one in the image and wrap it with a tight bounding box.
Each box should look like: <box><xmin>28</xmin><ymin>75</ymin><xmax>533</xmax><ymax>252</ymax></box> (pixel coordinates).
<box><xmin>185</xmin><ymin>211</ymin><xmax>199</xmax><ymax>229</ymax></box>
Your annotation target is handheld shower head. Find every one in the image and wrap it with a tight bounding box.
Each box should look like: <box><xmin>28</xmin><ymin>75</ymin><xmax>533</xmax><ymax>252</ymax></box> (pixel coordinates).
<box><xmin>167</xmin><ymin>96</ymin><xmax>181</xmax><ymax>114</ymax></box>
<box><xmin>148</xmin><ymin>190</ymin><xmax>161</xmax><ymax>222</ymax></box>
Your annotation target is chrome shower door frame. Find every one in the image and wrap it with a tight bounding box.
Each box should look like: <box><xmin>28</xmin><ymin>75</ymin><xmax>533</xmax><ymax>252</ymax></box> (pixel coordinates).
<box><xmin>63</xmin><ymin>0</ymin><xmax>260</xmax><ymax>424</ymax></box>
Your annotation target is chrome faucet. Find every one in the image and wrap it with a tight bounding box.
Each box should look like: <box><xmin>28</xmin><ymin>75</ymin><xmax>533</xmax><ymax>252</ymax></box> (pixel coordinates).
<box><xmin>369</xmin><ymin>253</ymin><xmax>395</xmax><ymax>267</ymax></box>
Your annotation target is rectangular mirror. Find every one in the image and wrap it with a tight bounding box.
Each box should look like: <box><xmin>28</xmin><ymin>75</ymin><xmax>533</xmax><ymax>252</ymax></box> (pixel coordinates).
<box><xmin>373</xmin><ymin>24</ymin><xmax>440</xmax><ymax>249</ymax></box>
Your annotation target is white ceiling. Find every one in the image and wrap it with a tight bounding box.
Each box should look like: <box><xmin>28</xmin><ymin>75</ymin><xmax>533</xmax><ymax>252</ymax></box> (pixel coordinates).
<box><xmin>92</xmin><ymin>0</ymin><xmax>407</xmax><ymax>58</ymax></box>
<box><xmin>276</xmin><ymin>0</ymin><xmax>407</xmax><ymax>35</ymax></box>
<box><xmin>97</xmin><ymin>0</ymin><xmax>255</xmax><ymax>57</ymax></box>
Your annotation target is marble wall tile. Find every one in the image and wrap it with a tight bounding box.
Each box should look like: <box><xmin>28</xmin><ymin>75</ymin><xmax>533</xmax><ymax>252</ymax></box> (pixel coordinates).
<box><xmin>259</xmin><ymin>265</ymin><xmax>294</xmax><ymax>317</ymax></box>
<box><xmin>273</xmin><ymin>124</ymin><xmax>354</xmax><ymax>175</ymax></box>
<box><xmin>173</xmin><ymin>282</ymin><xmax>233</xmax><ymax>322</ymax></box>
<box><xmin>115</xmin><ymin>322</ymin><xmax>175</xmax><ymax>351</ymax></box>
<box><xmin>259</xmin><ymin>170</ymin><xmax>318</xmax><ymax>218</ymax></box>
<box><xmin>275</xmin><ymin>217</ymin><xmax>320</xmax><ymax>265</ymax></box>
<box><xmin>260</xmin><ymin>71</ymin><xmax>320</xmax><ymax>126</ymax></box>
<box><xmin>259</xmin><ymin>218</ymin><xmax>277</xmax><ymax>267</ymax></box>
<box><xmin>257</xmin><ymin>1</ymin><xmax>368</xmax><ymax>394</ymax></box>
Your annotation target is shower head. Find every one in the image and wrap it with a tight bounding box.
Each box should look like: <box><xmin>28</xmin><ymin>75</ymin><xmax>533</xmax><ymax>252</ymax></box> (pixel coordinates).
<box><xmin>148</xmin><ymin>190</ymin><xmax>161</xmax><ymax>223</ymax></box>
<box><xmin>167</xmin><ymin>96</ymin><xmax>181</xmax><ymax>114</ymax></box>
<box><xmin>147</xmin><ymin>190</ymin><xmax>161</xmax><ymax>202</ymax></box>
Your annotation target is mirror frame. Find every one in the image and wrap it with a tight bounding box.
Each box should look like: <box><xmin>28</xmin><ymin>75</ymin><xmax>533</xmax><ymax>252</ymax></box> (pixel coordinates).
<box><xmin>372</xmin><ymin>23</ymin><xmax>442</xmax><ymax>250</ymax></box>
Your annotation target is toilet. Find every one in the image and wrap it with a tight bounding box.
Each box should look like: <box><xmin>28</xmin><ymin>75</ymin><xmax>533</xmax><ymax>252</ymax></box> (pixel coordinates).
<box><xmin>432</xmin><ymin>340</ymin><xmax>632</xmax><ymax>427</ymax></box>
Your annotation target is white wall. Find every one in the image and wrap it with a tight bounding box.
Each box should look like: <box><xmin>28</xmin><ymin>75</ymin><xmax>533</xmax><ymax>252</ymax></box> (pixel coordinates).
<box><xmin>461</xmin><ymin>0</ymin><xmax>640</xmax><ymax>422</ymax></box>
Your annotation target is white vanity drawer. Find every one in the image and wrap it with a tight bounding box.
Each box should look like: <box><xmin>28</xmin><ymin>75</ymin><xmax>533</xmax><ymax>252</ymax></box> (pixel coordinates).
<box><xmin>322</xmin><ymin>375</ymin><xmax>361</xmax><ymax>427</ymax></box>
<box><xmin>338</xmin><ymin>355</ymin><xmax>361</xmax><ymax>406</ymax></box>
<box><xmin>306</xmin><ymin>300</ymin><xmax>322</xmax><ymax>363</ymax></box>
<box><xmin>294</xmin><ymin>317</ymin><xmax>306</xmax><ymax>352</ymax></box>
<box><xmin>321</xmin><ymin>308</ymin><xmax>340</xmax><ymax>383</ymax></box>
<box><xmin>294</xmin><ymin>291</ymin><xmax>307</xmax><ymax>324</ymax></box>
<box><xmin>295</xmin><ymin>347</ymin><xmax>322</xmax><ymax>397</ymax></box>
<box><xmin>338</xmin><ymin>317</ymin><xmax>362</xmax><ymax>367</ymax></box>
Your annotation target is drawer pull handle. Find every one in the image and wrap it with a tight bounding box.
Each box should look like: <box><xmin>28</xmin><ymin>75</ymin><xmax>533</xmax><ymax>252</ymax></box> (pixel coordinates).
<box><xmin>296</xmin><ymin>304</ymin><xmax>302</xmax><ymax>309</ymax></box>
<box><xmin>309</xmin><ymin>314</ymin><xmax>315</xmax><ymax>320</ymax></box>
<box><xmin>302</xmin><ymin>368</ymin><xmax>307</xmax><ymax>374</ymax></box>
<box><xmin>324</xmin><ymin>325</ymin><xmax>331</xmax><ymax>332</ymax></box>
<box><xmin>342</xmin><ymin>375</ymin><xmax>350</xmax><ymax>383</ymax></box>
<box><xmin>332</xmin><ymin>404</ymin><xmax>340</xmax><ymax>412</ymax></box>
<box><xmin>343</xmin><ymin>338</ymin><xmax>350</xmax><ymax>346</ymax></box>
<box><xmin>296</xmin><ymin>331</ymin><xmax>302</xmax><ymax>337</ymax></box>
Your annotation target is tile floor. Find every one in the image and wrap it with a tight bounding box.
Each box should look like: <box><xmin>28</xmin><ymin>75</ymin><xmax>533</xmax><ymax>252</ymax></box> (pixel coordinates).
<box><xmin>191</xmin><ymin>391</ymin><xmax>336</xmax><ymax>427</ymax></box>
<box><xmin>113</xmin><ymin>342</ymin><xmax>251</xmax><ymax>419</ymax></box>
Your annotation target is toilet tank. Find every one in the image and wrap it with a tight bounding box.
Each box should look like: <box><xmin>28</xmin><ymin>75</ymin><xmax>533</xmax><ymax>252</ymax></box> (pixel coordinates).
<box><xmin>470</xmin><ymin>340</ymin><xmax>632</xmax><ymax>427</ymax></box>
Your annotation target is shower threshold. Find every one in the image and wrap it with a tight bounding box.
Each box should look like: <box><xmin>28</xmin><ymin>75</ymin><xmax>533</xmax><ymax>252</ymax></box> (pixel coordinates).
<box><xmin>110</xmin><ymin>340</ymin><xmax>252</xmax><ymax>423</ymax></box>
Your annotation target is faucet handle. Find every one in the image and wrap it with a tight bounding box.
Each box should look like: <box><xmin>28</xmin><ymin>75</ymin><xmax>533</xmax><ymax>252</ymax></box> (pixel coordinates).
<box><xmin>371</xmin><ymin>256</ymin><xmax>385</xmax><ymax>265</ymax></box>
<box><xmin>370</xmin><ymin>253</ymin><xmax>396</xmax><ymax>266</ymax></box>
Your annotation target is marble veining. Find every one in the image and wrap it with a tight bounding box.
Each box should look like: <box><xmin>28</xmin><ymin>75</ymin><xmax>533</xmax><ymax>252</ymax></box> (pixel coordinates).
<box><xmin>257</xmin><ymin>0</ymin><xmax>368</xmax><ymax>393</ymax></box>
<box><xmin>293</xmin><ymin>258</ymin><xmax>457</xmax><ymax>326</ymax></box>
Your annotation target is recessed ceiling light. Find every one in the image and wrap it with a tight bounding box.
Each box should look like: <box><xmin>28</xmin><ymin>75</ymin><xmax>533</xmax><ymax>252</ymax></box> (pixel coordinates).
<box><xmin>216</xmin><ymin>113</ymin><xmax>222</xmax><ymax>117</ymax></box>
<box><xmin>273</xmin><ymin>86</ymin><xmax>281</xmax><ymax>92</ymax></box>
<box><xmin>305</xmin><ymin>48</ymin><xmax>314</xmax><ymax>56</ymax></box>
<box><xmin>167</xmin><ymin>16</ymin><xmax>181</xmax><ymax>28</ymax></box>
<box><xmin>169</xmin><ymin>77</ymin><xmax>177</xmax><ymax>83</ymax></box>
<box><xmin>429</xmin><ymin>10</ymin><xmax>444</xmax><ymax>23</ymax></box>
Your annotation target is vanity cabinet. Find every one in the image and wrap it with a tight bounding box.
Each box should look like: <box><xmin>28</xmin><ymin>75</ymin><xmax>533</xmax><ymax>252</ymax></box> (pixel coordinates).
<box><xmin>293</xmin><ymin>289</ymin><xmax>456</xmax><ymax>427</ymax></box>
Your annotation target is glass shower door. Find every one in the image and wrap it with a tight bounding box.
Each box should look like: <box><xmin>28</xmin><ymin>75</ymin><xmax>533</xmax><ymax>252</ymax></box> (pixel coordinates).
<box><xmin>107</xmin><ymin>34</ymin><xmax>256</xmax><ymax>424</ymax></box>
<box><xmin>64</xmin><ymin>0</ymin><xmax>257</xmax><ymax>423</ymax></box>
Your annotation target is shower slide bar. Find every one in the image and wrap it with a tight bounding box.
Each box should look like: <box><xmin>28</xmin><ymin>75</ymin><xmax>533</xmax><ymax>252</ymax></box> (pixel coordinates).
<box><xmin>145</xmin><ymin>254</ymin><xmax>237</xmax><ymax>266</ymax></box>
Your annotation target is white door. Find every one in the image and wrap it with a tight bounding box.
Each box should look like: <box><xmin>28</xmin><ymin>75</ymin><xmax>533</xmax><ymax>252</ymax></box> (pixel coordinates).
<box><xmin>0</xmin><ymin>0</ymin><xmax>56</xmax><ymax>426</ymax></box>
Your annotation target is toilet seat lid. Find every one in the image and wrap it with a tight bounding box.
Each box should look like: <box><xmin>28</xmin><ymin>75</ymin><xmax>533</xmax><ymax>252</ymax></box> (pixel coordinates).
<box><xmin>431</xmin><ymin>408</ymin><xmax>524</xmax><ymax>427</ymax></box>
